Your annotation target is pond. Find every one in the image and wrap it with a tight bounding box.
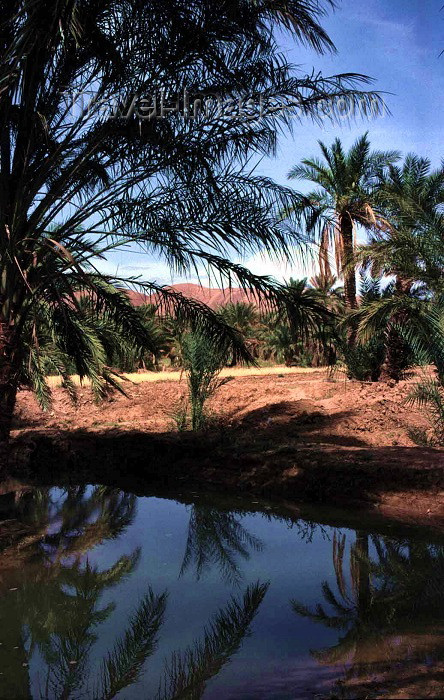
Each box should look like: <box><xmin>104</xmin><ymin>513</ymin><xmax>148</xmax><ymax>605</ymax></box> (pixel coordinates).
<box><xmin>0</xmin><ymin>484</ymin><xmax>443</xmax><ymax>699</ymax></box>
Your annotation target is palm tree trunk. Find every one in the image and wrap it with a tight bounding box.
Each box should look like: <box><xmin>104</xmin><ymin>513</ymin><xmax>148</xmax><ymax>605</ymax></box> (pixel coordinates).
<box><xmin>339</xmin><ymin>213</ymin><xmax>357</xmax><ymax>346</ymax></box>
<box><xmin>385</xmin><ymin>276</ymin><xmax>412</xmax><ymax>381</ymax></box>
<box><xmin>0</xmin><ymin>321</ymin><xmax>19</xmax><ymax>444</ymax></box>
<box><xmin>385</xmin><ymin>326</ymin><xmax>409</xmax><ymax>381</ymax></box>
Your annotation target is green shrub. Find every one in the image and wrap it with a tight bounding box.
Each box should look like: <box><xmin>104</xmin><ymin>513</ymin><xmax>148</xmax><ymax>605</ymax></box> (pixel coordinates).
<box><xmin>408</xmin><ymin>378</ymin><xmax>444</xmax><ymax>446</ymax></box>
<box><xmin>180</xmin><ymin>332</ymin><xmax>230</xmax><ymax>431</ymax></box>
<box><xmin>171</xmin><ymin>402</ymin><xmax>189</xmax><ymax>432</ymax></box>
<box><xmin>342</xmin><ymin>336</ymin><xmax>386</xmax><ymax>382</ymax></box>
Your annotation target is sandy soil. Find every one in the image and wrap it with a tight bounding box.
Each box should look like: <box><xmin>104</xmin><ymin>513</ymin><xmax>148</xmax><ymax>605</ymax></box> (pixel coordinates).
<box><xmin>45</xmin><ymin>365</ymin><xmax>323</xmax><ymax>386</ymax></box>
<box><xmin>10</xmin><ymin>367</ymin><xmax>444</xmax><ymax>527</ymax></box>
<box><xmin>14</xmin><ymin>367</ymin><xmax>432</xmax><ymax>443</ymax></box>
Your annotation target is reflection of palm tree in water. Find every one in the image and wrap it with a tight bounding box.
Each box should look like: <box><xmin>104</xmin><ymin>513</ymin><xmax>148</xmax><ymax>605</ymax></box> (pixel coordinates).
<box><xmin>0</xmin><ymin>487</ymin><xmax>268</xmax><ymax>699</ymax></box>
<box><xmin>292</xmin><ymin>529</ymin><xmax>444</xmax><ymax>697</ymax></box>
<box><xmin>292</xmin><ymin>531</ymin><xmax>374</xmax><ymax>669</ymax></box>
<box><xmin>179</xmin><ymin>505</ymin><xmax>263</xmax><ymax>584</ymax></box>
<box><xmin>0</xmin><ymin>486</ymin><xmax>139</xmax><ymax>698</ymax></box>
<box><xmin>0</xmin><ymin>486</ymin><xmax>137</xmax><ymax>565</ymax></box>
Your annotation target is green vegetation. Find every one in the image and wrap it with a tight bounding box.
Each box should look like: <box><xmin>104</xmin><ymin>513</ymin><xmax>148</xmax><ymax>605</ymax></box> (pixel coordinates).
<box><xmin>1</xmin><ymin>2</ymin><xmax>444</xmax><ymax>445</ymax></box>
<box><xmin>288</xmin><ymin>134</ymin><xmax>399</xmax><ymax>326</ymax></box>
<box><xmin>179</xmin><ymin>331</ymin><xmax>231</xmax><ymax>431</ymax></box>
<box><xmin>2</xmin><ymin>3</ymin><xmax>444</xmax><ymax>698</ymax></box>
<box><xmin>408</xmin><ymin>378</ymin><xmax>444</xmax><ymax>446</ymax></box>
<box><xmin>0</xmin><ymin>0</ymin><xmax>382</xmax><ymax>442</ymax></box>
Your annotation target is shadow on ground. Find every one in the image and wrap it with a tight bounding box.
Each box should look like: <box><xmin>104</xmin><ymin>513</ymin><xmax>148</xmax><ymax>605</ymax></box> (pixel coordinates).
<box><xmin>6</xmin><ymin>396</ymin><xmax>444</xmax><ymax>520</ymax></box>
<box><xmin>234</xmin><ymin>399</ymin><xmax>369</xmax><ymax>447</ymax></box>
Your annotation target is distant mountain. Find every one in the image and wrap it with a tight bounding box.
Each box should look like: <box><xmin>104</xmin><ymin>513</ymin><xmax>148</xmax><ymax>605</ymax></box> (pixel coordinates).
<box><xmin>127</xmin><ymin>283</ymin><xmax>257</xmax><ymax>310</ymax></box>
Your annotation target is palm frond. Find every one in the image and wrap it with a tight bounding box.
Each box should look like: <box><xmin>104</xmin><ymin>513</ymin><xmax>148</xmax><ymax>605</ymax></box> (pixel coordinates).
<box><xmin>408</xmin><ymin>378</ymin><xmax>444</xmax><ymax>445</ymax></box>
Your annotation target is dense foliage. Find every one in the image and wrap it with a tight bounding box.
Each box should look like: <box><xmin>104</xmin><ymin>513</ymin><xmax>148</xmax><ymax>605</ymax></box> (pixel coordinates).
<box><xmin>1</xmin><ymin>1</ymin><xmax>444</xmax><ymax>445</ymax></box>
<box><xmin>0</xmin><ymin>0</ymin><xmax>383</xmax><ymax>442</ymax></box>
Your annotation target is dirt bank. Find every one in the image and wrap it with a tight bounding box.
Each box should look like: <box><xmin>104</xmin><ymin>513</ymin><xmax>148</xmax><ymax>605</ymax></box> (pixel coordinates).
<box><xmin>7</xmin><ymin>368</ymin><xmax>444</xmax><ymax>528</ymax></box>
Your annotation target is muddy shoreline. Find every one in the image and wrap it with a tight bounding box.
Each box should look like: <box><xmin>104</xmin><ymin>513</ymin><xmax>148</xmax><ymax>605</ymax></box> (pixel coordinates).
<box><xmin>4</xmin><ymin>370</ymin><xmax>444</xmax><ymax>531</ymax></box>
<box><xmin>5</xmin><ymin>427</ymin><xmax>444</xmax><ymax>533</ymax></box>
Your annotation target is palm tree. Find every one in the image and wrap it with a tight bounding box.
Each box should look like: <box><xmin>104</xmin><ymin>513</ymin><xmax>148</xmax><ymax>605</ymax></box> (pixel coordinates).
<box><xmin>218</xmin><ymin>302</ymin><xmax>260</xmax><ymax>365</ymax></box>
<box><xmin>308</xmin><ymin>273</ymin><xmax>344</xmax><ymax>364</ymax></box>
<box><xmin>288</xmin><ymin>134</ymin><xmax>399</xmax><ymax>341</ymax></box>
<box><xmin>218</xmin><ymin>303</ymin><xmax>259</xmax><ymax>339</ymax></box>
<box><xmin>260</xmin><ymin>319</ymin><xmax>299</xmax><ymax>366</ymax></box>
<box><xmin>0</xmin><ymin>1</ymin><xmax>385</xmax><ymax>443</ymax></box>
<box><xmin>260</xmin><ymin>278</ymin><xmax>337</xmax><ymax>366</ymax></box>
<box><xmin>349</xmin><ymin>278</ymin><xmax>444</xmax><ymax>382</ymax></box>
<box><xmin>408</xmin><ymin>378</ymin><xmax>444</xmax><ymax>445</ymax></box>
<box><xmin>180</xmin><ymin>330</ymin><xmax>233</xmax><ymax>430</ymax></box>
<box><xmin>342</xmin><ymin>274</ymin><xmax>394</xmax><ymax>381</ymax></box>
<box><xmin>365</xmin><ymin>155</ymin><xmax>444</xmax><ymax>291</ymax></box>
<box><xmin>348</xmin><ymin>266</ymin><xmax>444</xmax><ymax>382</ymax></box>
<box><xmin>95</xmin><ymin>302</ymin><xmax>164</xmax><ymax>373</ymax></box>
<box><xmin>310</xmin><ymin>272</ymin><xmax>344</xmax><ymax>312</ymax></box>
<box><xmin>352</xmin><ymin>155</ymin><xmax>444</xmax><ymax>380</ymax></box>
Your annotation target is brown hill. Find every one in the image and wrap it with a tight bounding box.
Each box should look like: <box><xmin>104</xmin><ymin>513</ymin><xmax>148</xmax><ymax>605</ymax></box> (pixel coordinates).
<box><xmin>127</xmin><ymin>283</ymin><xmax>257</xmax><ymax>310</ymax></box>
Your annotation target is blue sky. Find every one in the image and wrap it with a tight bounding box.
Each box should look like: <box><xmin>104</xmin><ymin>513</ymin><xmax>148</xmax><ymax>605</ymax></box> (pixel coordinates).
<box><xmin>102</xmin><ymin>0</ymin><xmax>444</xmax><ymax>285</ymax></box>
<box><xmin>264</xmin><ymin>0</ymin><xmax>444</xmax><ymax>183</ymax></box>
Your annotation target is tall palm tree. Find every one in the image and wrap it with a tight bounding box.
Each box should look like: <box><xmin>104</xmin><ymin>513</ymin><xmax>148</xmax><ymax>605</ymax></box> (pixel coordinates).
<box><xmin>288</xmin><ymin>134</ymin><xmax>399</xmax><ymax>341</ymax></box>
<box><xmin>0</xmin><ymin>1</ymin><xmax>385</xmax><ymax>443</ymax></box>
<box><xmin>366</xmin><ymin>155</ymin><xmax>444</xmax><ymax>291</ymax></box>
<box><xmin>352</xmin><ymin>155</ymin><xmax>444</xmax><ymax>380</ymax></box>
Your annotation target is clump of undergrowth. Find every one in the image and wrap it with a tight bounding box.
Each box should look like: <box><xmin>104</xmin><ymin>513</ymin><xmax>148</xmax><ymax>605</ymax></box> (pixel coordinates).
<box><xmin>179</xmin><ymin>331</ymin><xmax>230</xmax><ymax>431</ymax></box>
<box><xmin>170</xmin><ymin>401</ymin><xmax>189</xmax><ymax>432</ymax></box>
<box><xmin>342</xmin><ymin>336</ymin><xmax>386</xmax><ymax>382</ymax></box>
<box><xmin>408</xmin><ymin>378</ymin><xmax>444</xmax><ymax>446</ymax></box>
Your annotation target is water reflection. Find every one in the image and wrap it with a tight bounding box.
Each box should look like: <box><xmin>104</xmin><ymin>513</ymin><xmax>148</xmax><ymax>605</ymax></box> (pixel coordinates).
<box><xmin>292</xmin><ymin>531</ymin><xmax>444</xmax><ymax>698</ymax></box>
<box><xmin>0</xmin><ymin>486</ymin><xmax>267</xmax><ymax>699</ymax></box>
<box><xmin>0</xmin><ymin>486</ymin><xmax>137</xmax><ymax>562</ymax></box>
<box><xmin>180</xmin><ymin>505</ymin><xmax>263</xmax><ymax>584</ymax></box>
<box><xmin>0</xmin><ymin>487</ymin><xmax>140</xmax><ymax>698</ymax></box>
<box><xmin>2</xmin><ymin>485</ymin><xmax>444</xmax><ymax>698</ymax></box>
<box><xmin>157</xmin><ymin>582</ymin><xmax>268</xmax><ymax>699</ymax></box>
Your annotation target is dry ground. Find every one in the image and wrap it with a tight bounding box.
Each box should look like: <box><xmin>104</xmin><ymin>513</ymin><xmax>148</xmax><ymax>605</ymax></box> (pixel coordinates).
<box><xmin>10</xmin><ymin>366</ymin><xmax>444</xmax><ymax>526</ymax></box>
<box><xmin>13</xmin><ymin>366</ymin><xmax>434</xmax><ymax>445</ymax></box>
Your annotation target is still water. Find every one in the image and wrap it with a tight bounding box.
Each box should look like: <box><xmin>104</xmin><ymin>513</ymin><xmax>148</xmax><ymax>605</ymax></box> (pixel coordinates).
<box><xmin>0</xmin><ymin>485</ymin><xmax>443</xmax><ymax>699</ymax></box>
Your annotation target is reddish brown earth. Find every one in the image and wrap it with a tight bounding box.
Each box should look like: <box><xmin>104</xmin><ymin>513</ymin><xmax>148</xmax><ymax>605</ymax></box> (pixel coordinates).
<box><xmin>9</xmin><ymin>368</ymin><xmax>444</xmax><ymax>528</ymax></box>
<box><xmin>10</xmin><ymin>369</ymin><xmax>434</xmax><ymax>444</ymax></box>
